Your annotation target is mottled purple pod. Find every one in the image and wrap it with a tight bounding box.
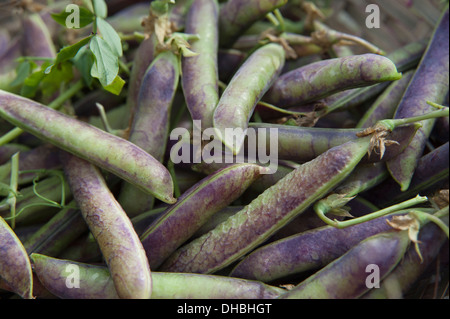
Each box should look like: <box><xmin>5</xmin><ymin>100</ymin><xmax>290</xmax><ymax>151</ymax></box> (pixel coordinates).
<box><xmin>31</xmin><ymin>253</ymin><xmax>285</xmax><ymax>299</ymax></box>
<box><xmin>0</xmin><ymin>217</ymin><xmax>33</xmax><ymax>299</ymax></box>
<box><xmin>213</xmin><ymin>43</ymin><xmax>285</xmax><ymax>154</ymax></box>
<box><xmin>123</xmin><ymin>35</ymin><xmax>157</xmax><ymax>128</ymax></box>
<box><xmin>279</xmin><ymin>230</ymin><xmax>410</xmax><ymax>299</ymax></box>
<box><xmin>362</xmin><ymin>221</ymin><xmax>447</xmax><ymax>299</ymax></box>
<box><xmin>0</xmin><ymin>90</ymin><xmax>176</xmax><ymax>204</ymax></box>
<box><xmin>21</xmin><ymin>13</ymin><xmax>56</xmax><ymax>63</ymax></box>
<box><xmin>357</xmin><ymin>70</ymin><xmax>415</xmax><ymax>128</ymax></box>
<box><xmin>263</xmin><ymin>53</ymin><xmax>402</xmax><ymax>109</ymax></box>
<box><xmin>219</xmin><ymin>0</ymin><xmax>288</xmax><ymax>47</ymax></box>
<box><xmin>387</xmin><ymin>8</ymin><xmax>449</xmax><ymax>191</ymax></box>
<box><xmin>118</xmin><ymin>51</ymin><xmax>179</xmax><ymax>216</ymax></box>
<box><xmin>0</xmin><ymin>144</ymin><xmax>30</xmax><ymax>165</ymax></box>
<box><xmin>181</xmin><ymin>0</ymin><xmax>219</xmax><ymax>130</ymax></box>
<box><xmin>61</xmin><ymin>152</ymin><xmax>152</xmax><ymax>299</ymax></box>
<box><xmin>160</xmin><ymin>136</ymin><xmax>372</xmax><ymax>274</ymax></box>
<box><xmin>230</xmin><ymin>212</ymin><xmax>406</xmax><ymax>282</ymax></box>
<box><xmin>141</xmin><ymin>163</ymin><xmax>269</xmax><ymax>269</ymax></box>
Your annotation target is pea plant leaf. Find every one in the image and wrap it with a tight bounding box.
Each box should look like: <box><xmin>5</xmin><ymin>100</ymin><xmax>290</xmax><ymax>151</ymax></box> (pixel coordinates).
<box><xmin>45</xmin><ymin>36</ymin><xmax>93</xmax><ymax>74</ymax></box>
<box><xmin>89</xmin><ymin>35</ymin><xmax>119</xmax><ymax>87</ymax></box>
<box><xmin>51</xmin><ymin>6</ymin><xmax>95</xmax><ymax>29</ymax></box>
<box><xmin>73</xmin><ymin>46</ymin><xmax>95</xmax><ymax>87</ymax></box>
<box><xmin>96</xmin><ymin>18</ymin><xmax>123</xmax><ymax>57</ymax></box>
<box><xmin>92</xmin><ymin>0</ymin><xmax>108</xmax><ymax>19</ymax></box>
<box><xmin>102</xmin><ymin>74</ymin><xmax>125</xmax><ymax>95</ymax></box>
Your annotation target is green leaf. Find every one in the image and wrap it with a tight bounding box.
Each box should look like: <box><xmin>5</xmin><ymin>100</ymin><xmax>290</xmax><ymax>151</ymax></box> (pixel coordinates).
<box><xmin>92</xmin><ymin>0</ymin><xmax>108</xmax><ymax>18</ymax></box>
<box><xmin>96</xmin><ymin>18</ymin><xmax>122</xmax><ymax>57</ymax></box>
<box><xmin>51</xmin><ymin>5</ymin><xmax>95</xmax><ymax>29</ymax></box>
<box><xmin>73</xmin><ymin>46</ymin><xmax>94</xmax><ymax>87</ymax></box>
<box><xmin>20</xmin><ymin>64</ymin><xmax>48</xmax><ymax>98</ymax></box>
<box><xmin>10</xmin><ymin>61</ymin><xmax>37</xmax><ymax>87</ymax></box>
<box><xmin>102</xmin><ymin>74</ymin><xmax>125</xmax><ymax>95</ymax></box>
<box><xmin>89</xmin><ymin>35</ymin><xmax>119</xmax><ymax>86</ymax></box>
<box><xmin>41</xmin><ymin>61</ymin><xmax>74</xmax><ymax>97</ymax></box>
<box><xmin>46</xmin><ymin>36</ymin><xmax>93</xmax><ymax>74</ymax></box>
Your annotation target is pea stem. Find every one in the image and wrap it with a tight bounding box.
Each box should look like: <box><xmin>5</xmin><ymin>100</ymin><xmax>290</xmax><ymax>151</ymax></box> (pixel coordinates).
<box><xmin>412</xmin><ymin>205</ymin><xmax>449</xmax><ymax>238</ymax></box>
<box><xmin>0</xmin><ymin>80</ymin><xmax>84</xmax><ymax>146</ymax></box>
<box><xmin>6</xmin><ymin>152</ymin><xmax>19</xmax><ymax>228</ymax></box>
<box><xmin>315</xmin><ymin>194</ymin><xmax>429</xmax><ymax>228</ymax></box>
<box><xmin>379</xmin><ymin>106</ymin><xmax>449</xmax><ymax>131</ymax></box>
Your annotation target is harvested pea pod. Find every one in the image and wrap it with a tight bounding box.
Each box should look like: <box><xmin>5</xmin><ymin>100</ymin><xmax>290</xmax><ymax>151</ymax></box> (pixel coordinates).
<box><xmin>213</xmin><ymin>43</ymin><xmax>285</xmax><ymax>154</ymax></box>
<box><xmin>181</xmin><ymin>0</ymin><xmax>219</xmax><ymax>130</ymax></box>
<box><xmin>141</xmin><ymin>163</ymin><xmax>268</xmax><ymax>269</ymax></box>
<box><xmin>0</xmin><ymin>217</ymin><xmax>33</xmax><ymax>299</ymax></box>
<box><xmin>61</xmin><ymin>152</ymin><xmax>152</xmax><ymax>299</ymax></box>
<box><xmin>0</xmin><ymin>90</ymin><xmax>176</xmax><ymax>204</ymax></box>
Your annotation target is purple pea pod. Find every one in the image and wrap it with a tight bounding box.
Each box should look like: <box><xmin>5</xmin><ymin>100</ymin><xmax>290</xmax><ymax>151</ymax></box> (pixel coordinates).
<box><xmin>0</xmin><ymin>217</ymin><xmax>33</xmax><ymax>299</ymax></box>
<box><xmin>181</xmin><ymin>0</ymin><xmax>219</xmax><ymax>130</ymax></box>
<box><xmin>278</xmin><ymin>229</ymin><xmax>411</xmax><ymax>299</ymax></box>
<box><xmin>0</xmin><ymin>144</ymin><xmax>30</xmax><ymax>165</ymax></box>
<box><xmin>263</xmin><ymin>53</ymin><xmax>402</xmax><ymax>109</ymax></box>
<box><xmin>21</xmin><ymin>13</ymin><xmax>56</xmax><ymax>63</ymax></box>
<box><xmin>141</xmin><ymin>163</ymin><xmax>269</xmax><ymax>269</ymax></box>
<box><xmin>230</xmin><ymin>212</ymin><xmax>407</xmax><ymax>283</ymax></box>
<box><xmin>61</xmin><ymin>152</ymin><xmax>152</xmax><ymax>299</ymax></box>
<box><xmin>118</xmin><ymin>50</ymin><xmax>179</xmax><ymax>216</ymax></box>
<box><xmin>386</xmin><ymin>7</ymin><xmax>449</xmax><ymax>191</ymax></box>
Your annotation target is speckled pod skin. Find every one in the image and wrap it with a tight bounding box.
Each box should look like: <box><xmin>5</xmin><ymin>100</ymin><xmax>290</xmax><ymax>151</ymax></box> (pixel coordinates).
<box><xmin>0</xmin><ymin>90</ymin><xmax>176</xmax><ymax>204</ymax></box>
<box><xmin>124</xmin><ymin>35</ymin><xmax>157</xmax><ymax>127</ymax></box>
<box><xmin>159</xmin><ymin>136</ymin><xmax>372</xmax><ymax>274</ymax></box>
<box><xmin>279</xmin><ymin>230</ymin><xmax>410</xmax><ymax>299</ymax></box>
<box><xmin>219</xmin><ymin>0</ymin><xmax>288</xmax><ymax>47</ymax></box>
<box><xmin>21</xmin><ymin>13</ymin><xmax>56</xmax><ymax>62</ymax></box>
<box><xmin>263</xmin><ymin>53</ymin><xmax>402</xmax><ymax>108</ymax></box>
<box><xmin>249</xmin><ymin>122</ymin><xmax>420</xmax><ymax>163</ymax></box>
<box><xmin>61</xmin><ymin>152</ymin><xmax>152</xmax><ymax>299</ymax></box>
<box><xmin>0</xmin><ymin>144</ymin><xmax>30</xmax><ymax>165</ymax></box>
<box><xmin>357</xmin><ymin>70</ymin><xmax>415</xmax><ymax>128</ymax></box>
<box><xmin>362</xmin><ymin>221</ymin><xmax>447</xmax><ymax>299</ymax></box>
<box><xmin>230</xmin><ymin>212</ymin><xmax>406</xmax><ymax>282</ymax></box>
<box><xmin>181</xmin><ymin>0</ymin><xmax>219</xmax><ymax>130</ymax></box>
<box><xmin>118</xmin><ymin>51</ymin><xmax>179</xmax><ymax>216</ymax></box>
<box><xmin>141</xmin><ymin>163</ymin><xmax>268</xmax><ymax>269</ymax></box>
<box><xmin>30</xmin><ymin>253</ymin><xmax>285</xmax><ymax>299</ymax></box>
<box><xmin>0</xmin><ymin>217</ymin><xmax>33</xmax><ymax>299</ymax></box>
<box><xmin>387</xmin><ymin>8</ymin><xmax>449</xmax><ymax>191</ymax></box>
<box><xmin>213</xmin><ymin>43</ymin><xmax>285</xmax><ymax>154</ymax></box>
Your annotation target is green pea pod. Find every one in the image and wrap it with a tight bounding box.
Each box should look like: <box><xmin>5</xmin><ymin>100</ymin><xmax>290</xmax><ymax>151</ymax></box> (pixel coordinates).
<box><xmin>386</xmin><ymin>7</ymin><xmax>449</xmax><ymax>191</ymax></box>
<box><xmin>263</xmin><ymin>53</ymin><xmax>402</xmax><ymax>109</ymax></box>
<box><xmin>0</xmin><ymin>217</ymin><xmax>33</xmax><ymax>299</ymax></box>
<box><xmin>160</xmin><ymin>136</ymin><xmax>372</xmax><ymax>274</ymax></box>
<box><xmin>61</xmin><ymin>152</ymin><xmax>152</xmax><ymax>299</ymax></box>
<box><xmin>118</xmin><ymin>51</ymin><xmax>179</xmax><ymax>216</ymax></box>
<box><xmin>141</xmin><ymin>163</ymin><xmax>268</xmax><ymax>269</ymax></box>
<box><xmin>219</xmin><ymin>0</ymin><xmax>288</xmax><ymax>47</ymax></box>
<box><xmin>0</xmin><ymin>90</ymin><xmax>176</xmax><ymax>204</ymax></box>
<box><xmin>181</xmin><ymin>0</ymin><xmax>219</xmax><ymax>130</ymax></box>
<box><xmin>213</xmin><ymin>43</ymin><xmax>285</xmax><ymax>155</ymax></box>
<box><xmin>278</xmin><ymin>230</ymin><xmax>411</xmax><ymax>299</ymax></box>
<box><xmin>30</xmin><ymin>253</ymin><xmax>284</xmax><ymax>299</ymax></box>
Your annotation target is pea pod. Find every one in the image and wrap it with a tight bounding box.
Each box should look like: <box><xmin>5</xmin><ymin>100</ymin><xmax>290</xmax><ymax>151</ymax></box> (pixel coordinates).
<box><xmin>263</xmin><ymin>53</ymin><xmax>402</xmax><ymax>109</ymax></box>
<box><xmin>118</xmin><ymin>51</ymin><xmax>179</xmax><ymax>216</ymax></box>
<box><xmin>21</xmin><ymin>13</ymin><xmax>56</xmax><ymax>62</ymax></box>
<box><xmin>213</xmin><ymin>43</ymin><xmax>285</xmax><ymax>154</ymax></box>
<box><xmin>0</xmin><ymin>90</ymin><xmax>176</xmax><ymax>204</ymax></box>
<box><xmin>278</xmin><ymin>230</ymin><xmax>411</xmax><ymax>299</ymax></box>
<box><xmin>362</xmin><ymin>221</ymin><xmax>448</xmax><ymax>299</ymax></box>
<box><xmin>160</xmin><ymin>136</ymin><xmax>372</xmax><ymax>274</ymax></box>
<box><xmin>61</xmin><ymin>152</ymin><xmax>152</xmax><ymax>299</ymax></box>
<box><xmin>30</xmin><ymin>253</ymin><xmax>285</xmax><ymax>299</ymax></box>
<box><xmin>386</xmin><ymin>7</ymin><xmax>449</xmax><ymax>191</ymax></box>
<box><xmin>0</xmin><ymin>143</ymin><xmax>30</xmax><ymax>165</ymax></box>
<box><xmin>181</xmin><ymin>0</ymin><xmax>219</xmax><ymax>130</ymax></box>
<box><xmin>141</xmin><ymin>163</ymin><xmax>268</xmax><ymax>269</ymax></box>
<box><xmin>0</xmin><ymin>216</ymin><xmax>33</xmax><ymax>299</ymax></box>
<box><xmin>230</xmin><ymin>211</ymin><xmax>408</xmax><ymax>283</ymax></box>
<box><xmin>218</xmin><ymin>0</ymin><xmax>288</xmax><ymax>47</ymax></box>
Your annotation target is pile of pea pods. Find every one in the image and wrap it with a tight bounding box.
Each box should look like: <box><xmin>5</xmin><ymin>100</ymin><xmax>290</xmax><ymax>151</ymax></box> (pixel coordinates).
<box><xmin>0</xmin><ymin>0</ymin><xmax>448</xmax><ymax>300</ymax></box>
